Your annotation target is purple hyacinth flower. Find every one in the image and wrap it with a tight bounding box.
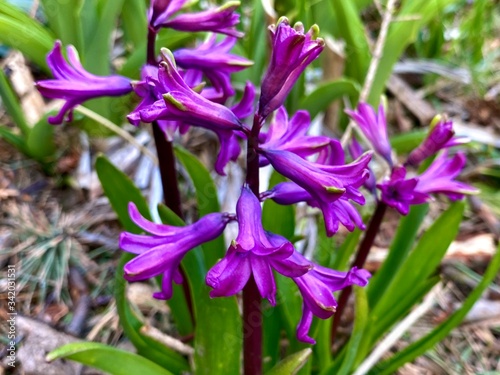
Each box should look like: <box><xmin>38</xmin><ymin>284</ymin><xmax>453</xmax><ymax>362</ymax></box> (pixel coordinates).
<box><xmin>137</xmin><ymin>49</ymin><xmax>245</xmax><ymax>174</ymax></box>
<box><xmin>259</xmin><ymin>107</ymin><xmax>332</xmax><ymax>166</ymax></box>
<box><xmin>260</xmin><ymin>149</ymin><xmax>372</xmax><ymax>235</ymax></box>
<box><xmin>377</xmin><ymin>166</ymin><xmax>428</xmax><ymax>215</ymax></box>
<box><xmin>415</xmin><ymin>151</ymin><xmax>478</xmax><ymax>200</ymax></box>
<box><xmin>206</xmin><ymin>186</ymin><xmax>311</xmax><ymax>305</ymax></box>
<box><xmin>261</xmin><ymin>181</ymin><xmax>366</xmax><ymax>235</ymax></box>
<box><xmin>149</xmin><ymin>0</ymin><xmax>243</xmax><ymax>37</ymax></box>
<box><xmin>258</xmin><ymin>18</ymin><xmax>324</xmax><ymax>119</ymax></box>
<box><xmin>406</xmin><ymin>119</ymin><xmax>469</xmax><ymax>167</ymax></box>
<box><xmin>266</xmin><ymin>234</ymin><xmax>370</xmax><ymax>344</ymax></box>
<box><xmin>119</xmin><ymin>202</ymin><xmax>232</xmax><ymax>299</ymax></box>
<box><xmin>36</xmin><ymin>41</ymin><xmax>132</xmax><ymax>125</ymax></box>
<box><xmin>174</xmin><ymin>35</ymin><xmax>252</xmax><ymax>99</ymax></box>
<box><xmin>346</xmin><ymin>103</ymin><xmax>393</xmax><ymax>167</ymax></box>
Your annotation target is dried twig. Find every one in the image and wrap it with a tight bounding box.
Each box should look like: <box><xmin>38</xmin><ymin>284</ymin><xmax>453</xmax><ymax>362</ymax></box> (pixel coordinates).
<box><xmin>74</xmin><ymin>105</ymin><xmax>158</xmax><ymax>164</ymax></box>
<box><xmin>340</xmin><ymin>0</ymin><xmax>398</xmax><ymax>150</ymax></box>
<box><xmin>140</xmin><ymin>325</ymin><xmax>195</xmax><ymax>356</ymax></box>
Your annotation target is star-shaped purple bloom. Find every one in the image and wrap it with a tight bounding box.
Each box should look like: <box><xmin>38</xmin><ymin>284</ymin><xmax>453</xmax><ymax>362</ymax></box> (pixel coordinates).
<box><xmin>415</xmin><ymin>151</ymin><xmax>478</xmax><ymax>200</ymax></box>
<box><xmin>346</xmin><ymin>102</ymin><xmax>393</xmax><ymax>167</ymax></box>
<box><xmin>36</xmin><ymin>41</ymin><xmax>132</xmax><ymax>125</ymax></box>
<box><xmin>377</xmin><ymin>166</ymin><xmax>428</xmax><ymax>215</ymax></box>
<box><xmin>206</xmin><ymin>186</ymin><xmax>311</xmax><ymax>305</ymax></box>
<box><xmin>258</xmin><ymin>18</ymin><xmax>324</xmax><ymax>119</ymax></box>
<box><xmin>119</xmin><ymin>202</ymin><xmax>232</xmax><ymax>299</ymax></box>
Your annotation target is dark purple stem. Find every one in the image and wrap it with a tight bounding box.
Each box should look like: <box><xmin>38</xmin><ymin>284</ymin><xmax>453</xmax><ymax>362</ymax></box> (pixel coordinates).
<box><xmin>331</xmin><ymin>202</ymin><xmax>387</xmax><ymax>347</ymax></box>
<box><xmin>147</xmin><ymin>26</ymin><xmax>194</xmax><ymax>323</ymax></box>
<box><xmin>147</xmin><ymin>27</ymin><xmax>158</xmax><ymax>66</ymax></box>
<box><xmin>243</xmin><ymin>114</ymin><xmax>263</xmax><ymax>375</ymax></box>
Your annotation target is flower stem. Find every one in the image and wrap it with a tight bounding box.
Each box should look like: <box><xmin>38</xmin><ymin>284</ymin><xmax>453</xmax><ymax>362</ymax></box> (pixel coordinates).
<box><xmin>147</xmin><ymin>27</ymin><xmax>157</xmax><ymax>66</ymax></box>
<box><xmin>147</xmin><ymin>27</ymin><xmax>194</xmax><ymax>324</ymax></box>
<box><xmin>331</xmin><ymin>202</ymin><xmax>387</xmax><ymax>347</ymax></box>
<box><xmin>243</xmin><ymin>114</ymin><xmax>263</xmax><ymax>375</ymax></box>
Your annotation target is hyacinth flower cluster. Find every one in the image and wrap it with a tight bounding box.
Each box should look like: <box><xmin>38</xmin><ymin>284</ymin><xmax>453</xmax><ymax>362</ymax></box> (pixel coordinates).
<box><xmin>346</xmin><ymin>103</ymin><xmax>478</xmax><ymax>215</ymax></box>
<box><xmin>35</xmin><ymin>2</ymin><xmax>376</xmax><ymax>345</ymax></box>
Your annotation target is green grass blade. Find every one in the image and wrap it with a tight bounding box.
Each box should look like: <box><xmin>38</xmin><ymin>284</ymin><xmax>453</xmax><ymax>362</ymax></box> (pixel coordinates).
<box><xmin>39</xmin><ymin>0</ymin><xmax>84</xmax><ymax>51</ymax></box>
<box><xmin>370</xmin><ymin>241</ymin><xmax>500</xmax><ymax>375</ymax></box>
<box><xmin>0</xmin><ymin>2</ymin><xmax>55</xmax><ymax>71</ymax></box>
<box><xmin>367</xmin><ymin>204</ymin><xmax>429</xmax><ymax>308</ymax></box>
<box><xmin>369</xmin><ymin>202</ymin><xmax>464</xmax><ymax>339</ymax></box>
<box><xmin>174</xmin><ymin>145</ymin><xmax>225</xmax><ymax>268</ymax></box>
<box><xmin>337</xmin><ymin>286</ymin><xmax>369</xmax><ymax>375</ymax></box>
<box><xmin>0</xmin><ymin>68</ymin><xmax>30</xmax><ymax>135</ymax></box>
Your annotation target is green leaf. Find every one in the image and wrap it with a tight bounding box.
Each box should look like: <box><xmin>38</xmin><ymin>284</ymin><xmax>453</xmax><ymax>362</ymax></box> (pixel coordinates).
<box><xmin>337</xmin><ymin>286</ymin><xmax>369</xmax><ymax>375</ymax></box>
<box><xmin>26</xmin><ymin>116</ymin><xmax>56</xmax><ymax>160</ymax></box>
<box><xmin>390</xmin><ymin>130</ymin><xmax>426</xmax><ymax>154</ymax></box>
<box><xmin>174</xmin><ymin>145</ymin><xmax>225</xmax><ymax>268</ymax></box>
<box><xmin>40</xmin><ymin>0</ymin><xmax>84</xmax><ymax>51</ymax></box>
<box><xmin>96</xmin><ymin>156</ymin><xmax>189</xmax><ymax>373</ymax></box>
<box><xmin>298</xmin><ymin>79</ymin><xmax>360</xmax><ymax>120</ymax></box>
<box><xmin>0</xmin><ymin>2</ymin><xmax>55</xmax><ymax>71</ymax></box>
<box><xmin>370</xmin><ymin>240</ymin><xmax>500</xmax><ymax>375</ymax></box>
<box><xmin>120</xmin><ymin>0</ymin><xmax>147</xmax><ymax>49</ymax></box>
<box><xmin>83</xmin><ymin>0</ymin><xmax>124</xmax><ymax>75</ymax></box>
<box><xmin>157</xmin><ymin>204</ymin><xmax>242</xmax><ymax>375</ymax></box>
<box><xmin>95</xmin><ymin>154</ymin><xmax>151</xmax><ymax>232</ymax></box>
<box><xmin>0</xmin><ymin>126</ymin><xmax>28</xmax><ymax>154</ymax></box>
<box><xmin>367</xmin><ymin>204</ymin><xmax>429</xmax><ymax>308</ymax></box>
<box><xmin>0</xmin><ymin>68</ymin><xmax>30</xmax><ymax>136</ymax></box>
<box><xmin>46</xmin><ymin>342</ymin><xmax>173</xmax><ymax>375</ymax></box>
<box><xmin>329</xmin><ymin>0</ymin><xmax>371</xmax><ymax>84</ymax></box>
<box><xmin>265</xmin><ymin>348</ymin><xmax>313</xmax><ymax>375</ymax></box>
<box><xmin>262</xmin><ymin>171</ymin><xmax>295</xmax><ymax>239</ymax></box>
<box><xmin>369</xmin><ymin>202</ymin><xmax>465</xmax><ymax>340</ymax></box>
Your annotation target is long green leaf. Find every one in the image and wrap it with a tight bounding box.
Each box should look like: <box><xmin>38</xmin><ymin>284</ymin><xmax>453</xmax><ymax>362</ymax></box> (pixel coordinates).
<box><xmin>265</xmin><ymin>348</ymin><xmax>313</xmax><ymax>375</ymax></box>
<box><xmin>370</xmin><ymin>241</ymin><xmax>500</xmax><ymax>375</ymax></box>
<box><xmin>96</xmin><ymin>155</ymin><xmax>189</xmax><ymax>373</ymax></box>
<box><xmin>174</xmin><ymin>145</ymin><xmax>225</xmax><ymax>268</ymax></box>
<box><xmin>120</xmin><ymin>0</ymin><xmax>147</xmax><ymax>49</ymax></box>
<box><xmin>369</xmin><ymin>202</ymin><xmax>464</xmax><ymax>339</ymax></box>
<box><xmin>329</xmin><ymin>0</ymin><xmax>371</xmax><ymax>84</ymax></box>
<box><xmin>157</xmin><ymin>204</ymin><xmax>242</xmax><ymax>375</ymax></box>
<box><xmin>298</xmin><ymin>79</ymin><xmax>360</xmax><ymax>120</ymax></box>
<box><xmin>40</xmin><ymin>0</ymin><xmax>84</xmax><ymax>51</ymax></box>
<box><xmin>46</xmin><ymin>342</ymin><xmax>173</xmax><ymax>375</ymax></box>
<box><xmin>367</xmin><ymin>204</ymin><xmax>429</xmax><ymax>308</ymax></box>
<box><xmin>0</xmin><ymin>68</ymin><xmax>30</xmax><ymax>135</ymax></box>
<box><xmin>337</xmin><ymin>286</ymin><xmax>369</xmax><ymax>375</ymax></box>
<box><xmin>0</xmin><ymin>2</ymin><xmax>55</xmax><ymax>71</ymax></box>
<box><xmin>0</xmin><ymin>126</ymin><xmax>28</xmax><ymax>154</ymax></box>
